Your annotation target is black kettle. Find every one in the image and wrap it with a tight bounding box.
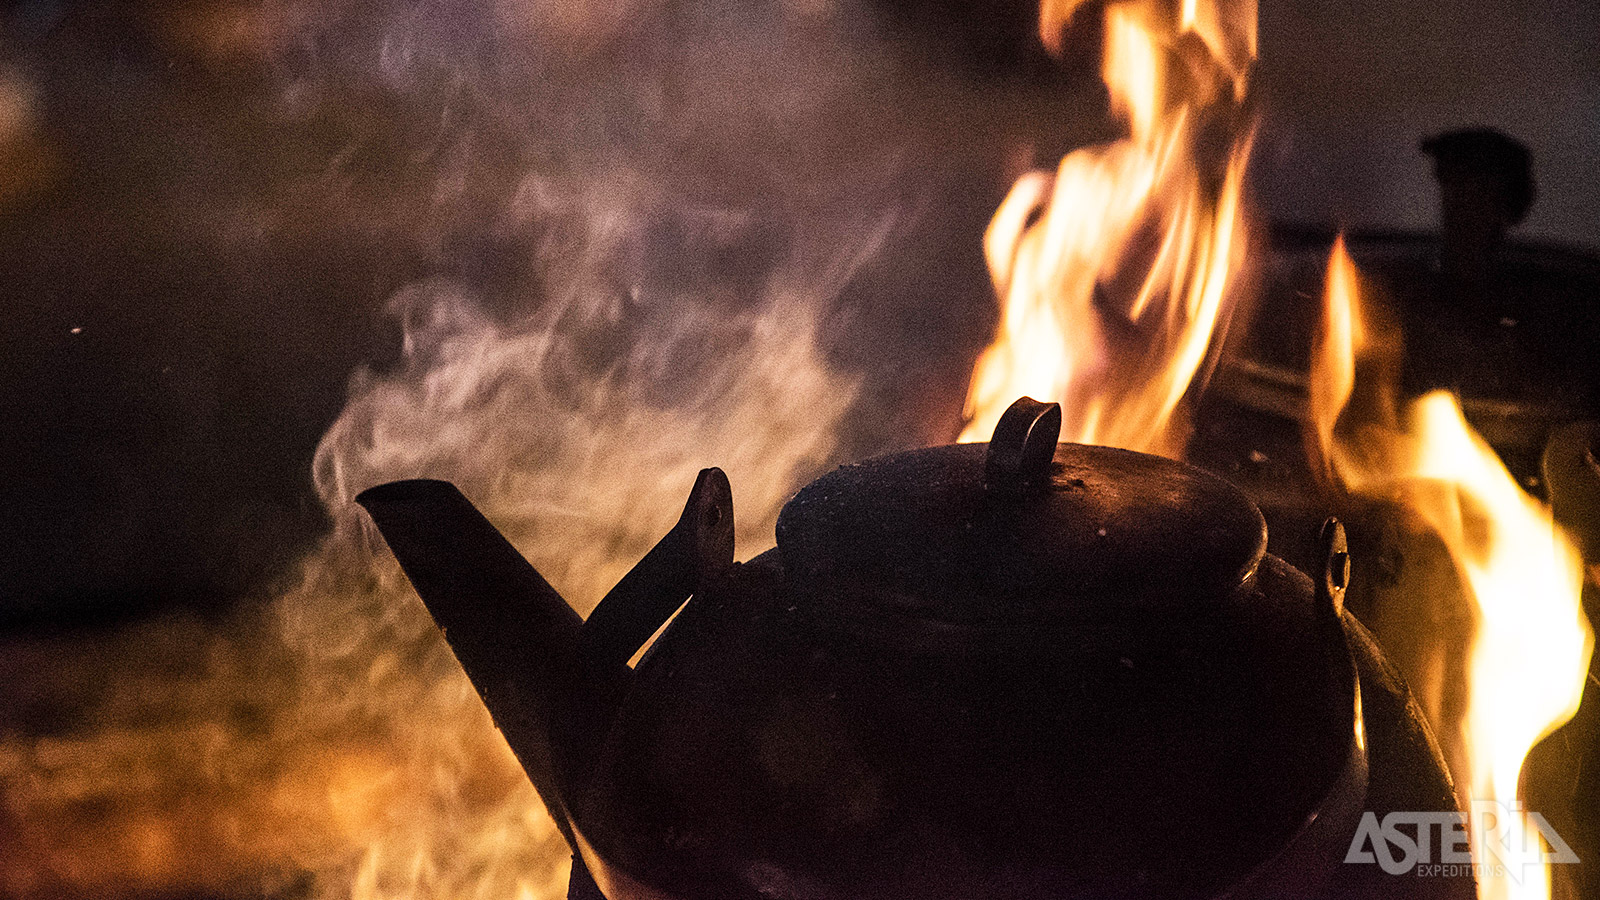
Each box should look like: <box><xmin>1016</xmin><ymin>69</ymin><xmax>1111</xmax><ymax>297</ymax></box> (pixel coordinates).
<box><xmin>357</xmin><ymin>397</ymin><xmax>1473</xmax><ymax>900</ymax></box>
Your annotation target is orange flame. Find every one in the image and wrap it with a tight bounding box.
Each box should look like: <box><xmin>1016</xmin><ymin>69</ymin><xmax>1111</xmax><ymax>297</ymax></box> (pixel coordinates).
<box><xmin>1305</xmin><ymin>235</ymin><xmax>1362</xmax><ymax>482</ymax></box>
<box><xmin>961</xmin><ymin>0</ymin><xmax>1255</xmax><ymax>455</ymax></box>
<box><xmin>1309</xmin><ymin>240</ymin><xmax>1593</xmax><ymax>900</ymax></box>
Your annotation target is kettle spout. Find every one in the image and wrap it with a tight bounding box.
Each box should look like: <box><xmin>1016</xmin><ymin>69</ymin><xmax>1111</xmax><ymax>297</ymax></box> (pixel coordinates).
<box><xmin>355</xmin><ymin>478</ymin><xmax>583</xmax><ymax>846</ymax></box>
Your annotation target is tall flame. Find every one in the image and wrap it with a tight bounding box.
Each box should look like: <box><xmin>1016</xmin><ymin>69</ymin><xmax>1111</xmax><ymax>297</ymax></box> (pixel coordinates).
<box><xmin>1306</xmin><ymin>235</ymin><xmax>1362</xmax><ymax>482</ymax></box>
<box><xmin>1309</xmin><ymin>240</ymin><xmax>1594</xmax><ymax>900</ymax></box>
<box><xmin>960</xmin><ymin>0</ymin><xmax>1255</xmax><ymax>455</ymax></box>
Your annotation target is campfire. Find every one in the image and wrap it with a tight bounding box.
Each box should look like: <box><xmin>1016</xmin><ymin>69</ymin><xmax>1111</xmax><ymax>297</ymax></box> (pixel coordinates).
<box><xmin>0</xmin><ymin>0</ymin><xmax>1596</xmax><ymax>899</ymax></box>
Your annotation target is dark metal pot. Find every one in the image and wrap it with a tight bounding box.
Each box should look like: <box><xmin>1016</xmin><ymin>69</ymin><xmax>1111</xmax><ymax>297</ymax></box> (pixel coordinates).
<box><xmin>357</xmin><ymin>397</ymin><xmax>1473</xmax><ymax>900</ymax></box>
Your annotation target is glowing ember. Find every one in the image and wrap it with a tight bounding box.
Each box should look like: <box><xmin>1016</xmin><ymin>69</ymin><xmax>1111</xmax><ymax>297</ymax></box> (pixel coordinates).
<box><xmin>960</xmin><ymin>0</ymin><xmax>1255</xmax><ymax>456</ymax></box>
<box><xmin>1308</xmin><ymin>239</ymin><xmax>1594</xmax><ymax>900</ymax></box>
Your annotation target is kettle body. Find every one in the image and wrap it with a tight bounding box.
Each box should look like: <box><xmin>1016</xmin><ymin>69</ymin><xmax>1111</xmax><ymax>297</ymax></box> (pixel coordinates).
<box><xmin>357</xmin><ymin>398</ymin><xmax>1474</xmax><ymax>900</ymax></box>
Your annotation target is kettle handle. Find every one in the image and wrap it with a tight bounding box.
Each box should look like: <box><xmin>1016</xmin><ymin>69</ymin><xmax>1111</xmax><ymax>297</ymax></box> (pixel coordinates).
<box><xmin>557</xmin><ymin>468</ymin><xmax>735</xmax><ymax>790</ymax></box>
<box><xmin>579</xmin><ymin>467</ymin><xmax>734</xmax><ymax>671</ymax></box>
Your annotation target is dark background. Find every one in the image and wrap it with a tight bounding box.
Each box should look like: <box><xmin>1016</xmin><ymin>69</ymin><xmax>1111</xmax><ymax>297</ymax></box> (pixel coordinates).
<box><xmin>0</xmin><ymin>0</ymin><xmax>1594</xmax><ymax>629</ymax></box>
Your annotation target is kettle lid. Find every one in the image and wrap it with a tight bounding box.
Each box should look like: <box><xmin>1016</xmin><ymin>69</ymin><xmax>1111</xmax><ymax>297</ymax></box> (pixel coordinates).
<box><xmin>776</xmin><ymin>398</ymin><xmax>1268</xmax><ymax>632</ymax></box>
